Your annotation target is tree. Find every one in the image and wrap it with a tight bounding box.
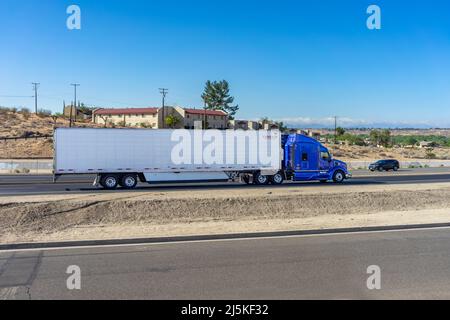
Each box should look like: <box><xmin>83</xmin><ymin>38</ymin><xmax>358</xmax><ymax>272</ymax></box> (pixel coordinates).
<box><xmin>379</xmin><ymin>129</ymin><xmax>392</xmax><ymax>147</ymax></box>
<box><xmin>77</xmin><ymin>103</ymin><xmax>96</xmax><ymax>115</ymax></box>
<box><xmin>369</xmin><ymin>130</ymin><xmax>380</xmax><ymax>146</ymax></box>
<box><xmin>201</xmin><ymin>80</ymin><xmax>239</xmax><ymax>119</ymax></box>
<box><xmin>370</xmin><ymin>129</ymin><xmax>391</xmax><ymax>147</ymax></box>
<box><xmin>336</xmin><ymin>127</ymin><xmax>346</xmax><ymax>137</ymax></box>
<box><xmin>98</xmin><ymin>115</ymin><xmax>110</xmax><ymax>128</ymax></box>
<box><xmin>51</xmin><ymin>115</ymin><xmax>59</xmax><ymax>127</ymax></box>
<box><xmin>274</xmin><ymin>121</ymin><xmax>288</xmax><ymax>132</ymax></box>
<box><xmin>165</xmin><ymin>114</ymin><xmax>181</xmax><ymax>129</ymax></box>
<box><xmin>405</xmin><ymin>136</ymin><xmax>418</xmax><ymax>147</ymax></box>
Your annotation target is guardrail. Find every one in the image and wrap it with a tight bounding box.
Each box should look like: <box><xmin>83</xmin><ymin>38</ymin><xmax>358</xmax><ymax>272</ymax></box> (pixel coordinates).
<box><xmin>0</xmin><ymin>159</ymin><xmax>53</xmax><ymax>174</ymax></box>
<box><xmin>347</xmin><ymin>160</ymin><xmax>450</xmax><ymax>170</ymax></box>
<box><xmin>0</xmin><ymin>135</ymin><xmax>52</xmax><ymax>142</ymax></box>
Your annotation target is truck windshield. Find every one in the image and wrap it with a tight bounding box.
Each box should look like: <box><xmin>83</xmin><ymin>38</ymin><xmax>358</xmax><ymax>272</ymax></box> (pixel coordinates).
<box><xmin>320</xmin><ymin>151</ymin><xmax>331</xmax><ymax>160</ymax></box>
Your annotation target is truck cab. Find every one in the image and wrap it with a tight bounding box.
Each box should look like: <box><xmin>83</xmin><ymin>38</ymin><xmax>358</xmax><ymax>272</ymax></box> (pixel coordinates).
<box><xmin>284</xmin><ymin>134</ymin><xmax>351</xmax><ymax>183</ymax></box>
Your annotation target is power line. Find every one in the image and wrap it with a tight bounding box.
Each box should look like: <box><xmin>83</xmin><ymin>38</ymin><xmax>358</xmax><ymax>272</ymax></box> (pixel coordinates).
<box><xmin>0</xmin><ymin>95</ymin><xmax>34</xmax><ymax>98</ymax></box>
<box><xmin>32</xmin><ymin>83</ymin><xmax>40</xmax><ymax>113</ymax></box>
<box><xmin>159</xmin><ymin>88</ymin><xmax>168</xmax><ymax>129</ymax></box>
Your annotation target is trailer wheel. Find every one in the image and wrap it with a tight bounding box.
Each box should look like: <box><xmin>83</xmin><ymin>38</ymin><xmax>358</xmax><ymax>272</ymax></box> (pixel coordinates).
<box><xmin>120</xmin><ymin>174</ymin><xmax>138</xmax><ymax>189</ymax></box>
<box><xmin>254</xmin><ymin>173</ymin><xmax>269</xmax><ymax>185</ymax></box>
<box><xmin>100</xmin><ymin>174</ymin><xmax>119</xmax><ymax>190</ymax></box>
<box><xmin>271</xmin><ymin>173</ymin><xmax>284</xmax><ymax>185</ymax></box>
<box><xmin>333</xmin><ymin>170</ymin><xmax>345</xmax><ymax>183</ymax></box>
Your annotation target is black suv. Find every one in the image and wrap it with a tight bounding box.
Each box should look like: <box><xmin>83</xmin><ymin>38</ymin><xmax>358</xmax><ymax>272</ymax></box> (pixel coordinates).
<box><xmin>369</xmin><ymin>160</ymin><xmax>400</xmax><ymax>172</ymax></box>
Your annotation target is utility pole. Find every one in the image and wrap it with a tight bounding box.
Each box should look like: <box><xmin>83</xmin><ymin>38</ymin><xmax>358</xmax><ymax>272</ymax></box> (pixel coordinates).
<box><xmin>70</xmin><ymin>84</ymin><xmax>80</xmax><ymax>127</ymax></box>
<box><xmin>32</xmin><ymin>83</ymin><xmax>40</xmax><ymax>114</ymax></box>
<box><xmin>334</xmin><ymin>116</ymin><xmax>338</xmax><ymax>144</ymax></box>
<box><xmin>159</xmin><ymin>88</ymin><xmax>168</xmax><ymax>129</ymax></box>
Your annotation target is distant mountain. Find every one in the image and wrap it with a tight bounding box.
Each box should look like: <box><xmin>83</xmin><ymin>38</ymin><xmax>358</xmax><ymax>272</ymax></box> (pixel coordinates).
<box><xmin>275</xmin><ymin>117</ymin><xmax>449</xmax><ymax>130</ymax></box>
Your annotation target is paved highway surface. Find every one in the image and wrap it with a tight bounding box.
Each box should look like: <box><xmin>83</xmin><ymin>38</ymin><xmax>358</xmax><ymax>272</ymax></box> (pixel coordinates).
<box><xmin>2</xmin><ymin>226</ymin><xmax>450</xmax><ymax>299</ymax></box>
<box><xmin>0</xmin><ymin>168</ymin><xmax>449</xmax><ymax>196</ymax></box>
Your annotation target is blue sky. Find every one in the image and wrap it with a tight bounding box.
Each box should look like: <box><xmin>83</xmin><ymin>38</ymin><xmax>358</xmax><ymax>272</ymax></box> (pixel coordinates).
<box><xmin>1</xmin><ymin>0</ymin><xmax>450</xmax><ymax>128</ymax></box>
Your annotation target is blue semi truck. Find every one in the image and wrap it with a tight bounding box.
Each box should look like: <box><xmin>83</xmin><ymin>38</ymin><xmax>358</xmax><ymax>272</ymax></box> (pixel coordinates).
<box><xmin>282</xmin><ymin>134</ymin><xmax>351</xmax><ymax>184</ymax></box>
<box><xmin>242</xmin><ymin>133</ymin><xmax>352</xmax><ymax>185</ymax></box>
<box><xmin>54</xmin><ymin>129</ymin><xmax>351</xmax><ymax>189</ymax></box>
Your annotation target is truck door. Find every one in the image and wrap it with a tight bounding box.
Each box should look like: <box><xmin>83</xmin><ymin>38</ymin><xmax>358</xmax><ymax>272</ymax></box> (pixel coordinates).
<box><xmin>300</xmin><ymin>143</ymin><xmax>319</xmax><ymax>171</ymax></box>
<box><xmin>319</xmin><ymin>148</ymin><xmax>332</xmax><ymax>171</ymax></box>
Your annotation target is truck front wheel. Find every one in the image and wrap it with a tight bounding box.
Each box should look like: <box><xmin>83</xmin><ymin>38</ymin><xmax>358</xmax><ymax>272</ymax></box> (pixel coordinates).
<box><xmin>120</xmin><ymin>174</ymin><xmax>138</xmax><ymax>189</ymax></box>
<box><xmin>100</xmin><ymin>174</ymin><xmax>119</xmax><ymax>190</ymax></box>
<box><xmin>333</xmin><ymin>170</ymin><xmax>345</xmax><ymax>183</ymax></box>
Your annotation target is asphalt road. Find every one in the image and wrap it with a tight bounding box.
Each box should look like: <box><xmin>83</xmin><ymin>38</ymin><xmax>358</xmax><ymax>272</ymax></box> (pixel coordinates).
<box><xmin>0</xmin><ymin>168</ymin><xmax>449</xmax><ymax>196</ymax></box>
<box><xmin>2</xmin><ymin>226</ymin><xmax>450</xmax><ymax>299</ymax></box>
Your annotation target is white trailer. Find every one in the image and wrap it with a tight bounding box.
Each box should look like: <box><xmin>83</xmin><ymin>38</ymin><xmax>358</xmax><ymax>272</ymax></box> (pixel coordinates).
<box><xmin>54</xmin><ymin>128</ymin><xmax>283</xmax><ymax>189</ymax></box>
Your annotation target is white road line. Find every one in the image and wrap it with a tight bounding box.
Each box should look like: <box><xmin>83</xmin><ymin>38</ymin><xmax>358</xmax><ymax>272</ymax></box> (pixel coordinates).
<box><xmin>0</xmin><ymin>287</ymin><xmax>19</xmax><ymax>300</ymax></box>
<box><xmin>2</xmin><ymin>225</ymin><xmax>450</xmax><ymax>254</ymax></box>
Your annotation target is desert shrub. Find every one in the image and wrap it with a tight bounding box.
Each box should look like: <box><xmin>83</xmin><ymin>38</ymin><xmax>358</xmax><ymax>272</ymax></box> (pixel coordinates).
<box><xmin>37</xmin><ymin>109</ymin><xmax>52</xmax><ymax>118</ymax></box>
<box><xmin>140</xmin><ymin>122</ymin><xmax>153</xmax><ymax>129</ymax></box>
<box><xmin>0</xmin><ymin>106</ymin><xmax>11</xmax><ymax>114</ymax></box>
<box><xmin>20</xmin><ymin>108</ymin><xmax>31</xmax><ymax>119</ymax></box>
<box><xmin>21</xmin><ymin>168</ymin><xmax>31</xmax><ymax>174</ymax></box>
<box><xmin>20</xmin><ymin>131</ymin><xmax>37</xmax><ymax>138</ymax></box>
<box><xmin>425</xmin><ymin>152</ymin><xmax>437</xmax><ymax>160</ymax></box>
<box><xmin>19</xmin><ymin>107</ymin><xmax>30</xmax><ymax>114</ymax></box>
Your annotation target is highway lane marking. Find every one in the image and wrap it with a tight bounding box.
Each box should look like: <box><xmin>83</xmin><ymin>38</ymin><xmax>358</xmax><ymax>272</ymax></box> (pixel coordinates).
<box><xmin>0</xmin><ymin>287</ymin><xmax>19</xmax><ymax>300</ymax></box>
<box><xmin>3</xmin><ymin>225</ymin><xmax>450</xmax><ymax>254</ymax></box>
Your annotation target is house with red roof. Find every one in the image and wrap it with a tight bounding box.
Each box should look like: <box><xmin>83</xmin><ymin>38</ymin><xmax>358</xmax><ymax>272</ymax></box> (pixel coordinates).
<box><xmin>93</xmin><ymin>107</ymin><xmax>160</xmax><ymax>128</ymax></box>
<box><xmin>174</xmin><ymin>107</ymin><xmax>228</xmax><ymax>129</ymax></box>
<box><xmin>92</xmin><ymin>106</ymin><xmax>228</xmax><ymax>129</ymax></box>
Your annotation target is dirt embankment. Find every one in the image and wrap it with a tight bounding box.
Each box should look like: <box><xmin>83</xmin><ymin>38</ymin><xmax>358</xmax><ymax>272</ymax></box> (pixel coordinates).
<box><xmin>0</xmin><ymin>110</ymin><xmax>98</xmax><ymax>159</ymax></box>
<box><xmin>2</xmin><ymin>183</ymin><xmax>450</xmax><ymax>243</ymax></box>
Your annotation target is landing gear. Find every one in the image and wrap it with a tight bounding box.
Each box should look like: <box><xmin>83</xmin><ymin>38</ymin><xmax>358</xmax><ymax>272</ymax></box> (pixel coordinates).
<box><xmin>242</xmin><ymin>175</ymin><xmax>252</xmax><ymax>185</ymax></box>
